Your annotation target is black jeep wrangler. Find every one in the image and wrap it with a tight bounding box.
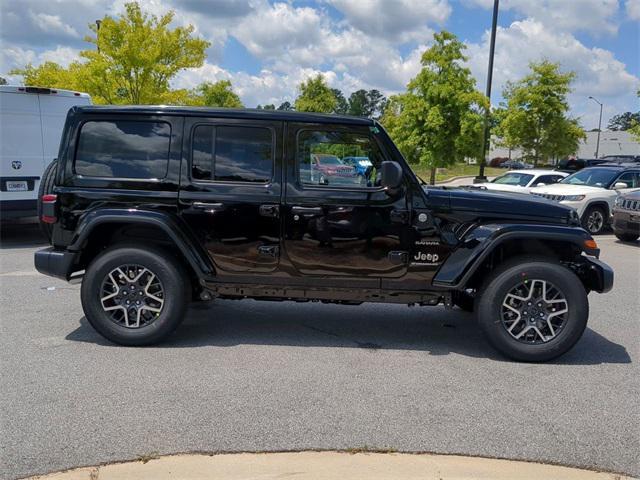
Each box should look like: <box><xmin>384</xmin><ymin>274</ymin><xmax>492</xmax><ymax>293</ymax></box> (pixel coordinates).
<box><xmin>35</xmin><ymin>106</ymin><xmax>613</xmax><ymax>361</ymax></box>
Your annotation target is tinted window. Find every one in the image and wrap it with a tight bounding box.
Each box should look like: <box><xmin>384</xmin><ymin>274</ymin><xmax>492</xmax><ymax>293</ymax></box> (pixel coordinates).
<box><xmin>561</xmin><ymin>168</ymin><xmax>619</xmax><ymax>188</ymax></box>
<box><xmin>492</xmin><ymin>172</ymin><xmax>533</xmax><ymax>186</ymax></box>
<box><xmin>75</xmin><ymin>121</ymin><xmax>170</xmax><ymax>178</ymax></box>
<box><xmin>613</xmin><ymin>172</ymin><xmax>640</xmax><ymax>188</ymax></box>
<box><xmin>297</xmin><ymin>130</ymin><xmax>384</xmax><ymax>188</ymax></box>
<box><xmin>191</xmin><ymin>125</ymin><xmax>273</xmax><ymax>183</ymax></box>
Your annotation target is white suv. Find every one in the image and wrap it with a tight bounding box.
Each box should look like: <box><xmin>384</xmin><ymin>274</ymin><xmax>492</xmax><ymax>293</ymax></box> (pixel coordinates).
<box><xmin>472</xmin><ymin>169</ymin><xmax>567</xmax><ymax>193</ymax></box>
<box><xmin>530</xmin><ymin>165</ymin><xmax>640</xmax><ymax>234</ymax></box>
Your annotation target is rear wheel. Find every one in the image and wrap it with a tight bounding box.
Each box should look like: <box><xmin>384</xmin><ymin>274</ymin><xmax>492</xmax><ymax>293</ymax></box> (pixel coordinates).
<box><xmin>581</xmin><ymin>205</ymin><xmax>607</xmax><ymax>235</ymax></box>
<box><xmin>476</xmin><ymin>256</ymin><xmax>588</xmax><ymax>362</ymax></box>
<box><xmin>81</xmin><ymin>245</ymin><xmax>189</xmax><ymax>346</ymax></box>
<box><xmin>37</xmin><ymin>159</ymin><xmax>57</xmax><ymax>243</ymax></box>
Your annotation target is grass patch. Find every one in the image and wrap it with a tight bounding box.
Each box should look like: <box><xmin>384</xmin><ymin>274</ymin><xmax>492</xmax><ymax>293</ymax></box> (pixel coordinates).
<box><xmin>409</xmin><ymin>163</ymin><xmax>504</xmax><ymax>183</ymax></box>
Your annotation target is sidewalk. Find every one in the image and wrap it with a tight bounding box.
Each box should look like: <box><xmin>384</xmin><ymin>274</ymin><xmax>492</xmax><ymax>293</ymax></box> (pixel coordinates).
<box><xmin>26</xmin><ymin>451</ymin><xmax>634</xmax><ymax>480</ymax></box>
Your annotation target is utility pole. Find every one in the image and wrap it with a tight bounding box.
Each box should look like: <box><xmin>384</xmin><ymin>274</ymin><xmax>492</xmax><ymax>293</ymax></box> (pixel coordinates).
<box><xmin>589</xmin><ymin>96</ymin><xmax>603</xmax><ymax>158</ymax></box>
<box><xmin>475</xmin><ymin>0</ymin><xmax>499</xmax><ymax>183</ymax></box>
<box><xmin>95</xmin><ymin>20</ymin><xmax>102</xmax><ymax>53</ymax></box>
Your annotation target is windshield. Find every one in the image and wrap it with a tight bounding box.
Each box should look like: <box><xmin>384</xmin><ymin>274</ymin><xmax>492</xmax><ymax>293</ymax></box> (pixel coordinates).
<box><xmin>560</xmin><ymin>168</ymin><xmax>618</xmax><ymax>188</ymax></box>
<box><xmin>315</xmin><ymin>155</ymin><xmax>343</xmax><ymax>166</ymax></box>
<box><xmin>491</xmin><ymin>172</ymin><xmax>533</xmax><ymax>186</ymax></box>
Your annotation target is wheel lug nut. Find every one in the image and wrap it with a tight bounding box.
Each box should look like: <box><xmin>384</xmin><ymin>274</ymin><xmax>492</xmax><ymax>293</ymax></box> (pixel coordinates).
<box><xmin>539</xmin><ymin>313</ymin><xmax>544</xmax><ymax>317</ymax></box>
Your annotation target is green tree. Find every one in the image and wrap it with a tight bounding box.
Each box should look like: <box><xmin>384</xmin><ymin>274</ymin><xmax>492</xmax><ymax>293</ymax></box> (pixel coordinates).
<box><xmin>11</xmin><ymin>2</ymin><xmax>209</xmax><ymax>104</ymax></box>
<box><xmin>608</xmin><ymin>111</ymin><xmax>640</xmax><ymax>131</ymax></box>
<box><xmin>499</xmin><ymin>60</ymin><xmax>585</xmax><ymax>166</ymax></box>
<box><xmin>294</xmin><ymin>74</ymin><xmax>337</xmax><ymax>113</ymax></box>
<box><xmin>348</xmin><ymin>89</ymin><xmax>387</xmax><ymax>118</ymax></box>
<box><xmin>257</xmin><ymin>104</ymin><xmax>275</xmax><ymax>110</ymax></box>
<box><xmin>332</xmin><ymin>88</ymin><xmax>348</xmax><ymax>114</ymax></box>
<box><xmin>0</xmin><ymin>76</ymin><xmax>7</xmax><ymax>85</ymax></box>
<box><xmin>380</xmin><ymin>31</ymin><xmax>487</xmax><ymax>184</ymax></box>
<box><xmin>189</xmin><ymin>80</ymin><xmax>243</xmax><ymax>108</ymax></box>
<box><xmin>277</xmin><ymin>101</ymin><xmax>293</xmax><ymax>111</ymax></box>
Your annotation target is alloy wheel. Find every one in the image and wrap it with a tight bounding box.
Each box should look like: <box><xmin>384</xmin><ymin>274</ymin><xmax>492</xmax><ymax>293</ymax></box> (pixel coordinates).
<box><xmin>100</xmin><ymin>264</ymin><xmax>164</xmax><ymax>328</ymax></box>
<box><xmin>586</xmin><ymin>210</ymin><xmax>604</xmax><ymax>233</ymax></box>
<box><xmin>501</xmin><ymin>279</ymin><xmax>568</xmax><ymax>344</ymax></box>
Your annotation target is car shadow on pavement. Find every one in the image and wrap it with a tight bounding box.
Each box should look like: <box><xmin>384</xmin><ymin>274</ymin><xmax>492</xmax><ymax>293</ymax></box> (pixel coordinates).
<box><xmin>66</xmin><ymin>299</ymin><xmax>631</xmax><ymax>365</ymax></box>
<box><xmin>0</xmin><ymin>222</ymin><xmax>47</xmax><ymax>249</ymax></box>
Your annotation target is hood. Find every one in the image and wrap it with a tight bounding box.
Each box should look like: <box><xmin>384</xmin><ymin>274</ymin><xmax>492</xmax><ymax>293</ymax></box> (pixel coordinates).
<box><xmin>473</xmin><ymin>183</ymin><xmax>530</xmax><ymax>193</ymax></box>
<box><xmin>424</xmin><ymin>186</ymin><xmax>577</xmax><ymax>224</ymax></box>
<box><xmin>530</xmin><ymin>183</ymin><xmax>603</xmax><ymax>196</ymax></box>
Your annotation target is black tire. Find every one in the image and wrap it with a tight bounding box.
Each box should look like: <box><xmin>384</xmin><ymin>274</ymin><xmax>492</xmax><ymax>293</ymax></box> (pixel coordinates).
<box><xmin>581</xmin><ymin>205</ymin><xmax>607</xmax><ymax>235</ymax></box>
<box><xmin>80</xmin><ymin>245</ymin><xmax>189</xmax><ymax>346</ymax></box>
<box><xmin>476</xmin><ymin>256</ymin><xmax>588</xmax><ymax>362</ymax></box>
<box><xmin>37</xmin><ymin>159</ymin><xmax>57</xmax><ymax>243</ymax></box>
<box><xmin>615</xmin><ymin>232</ymin><xmax>639</xmax><ymax>242</ymax></box>
<box><xmin>453</xmin><ymin>291</ymin><xmax>475</xmax><ymax>312</ymax></box>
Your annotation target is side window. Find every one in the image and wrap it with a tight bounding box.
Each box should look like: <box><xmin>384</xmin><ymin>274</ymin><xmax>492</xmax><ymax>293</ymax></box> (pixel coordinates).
<box><xmin>532</xmin><ymin>175</ymin><xmax>559</xmax><ymax>186</ymax></box>
<box><xmin>75</xmin><ymin>121</ymin><xmax>170</xmax><ymax>179</ymax></box>
<box><xmin>297</xmin><ymin>130</ymin><xmax>384</xmax><ymax>188</ymax></box>
<box><xmin>613</xmin><ymin>172</ymin><xmax>639</xmax><ymax>189</ymax></box>
<box><xmin>191</xmin><ymin>125</ymin><xmax>273</xmax><ymax>183</ymax></box>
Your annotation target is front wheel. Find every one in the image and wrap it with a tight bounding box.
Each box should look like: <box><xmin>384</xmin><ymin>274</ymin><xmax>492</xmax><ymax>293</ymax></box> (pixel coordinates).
<box><xmin>81</xmin><ymin>245</ymin><xmax>189</xmax><ymax>346</ymax></box>
<box><xmin>581</xmin><ymin>205</ymin><xmax>607</xmax><ymax>235</ymax></box>
<box><xmin>476</xmin><ymin>256</ymin><xmax>588</xmax><ymax>362</ymax></box>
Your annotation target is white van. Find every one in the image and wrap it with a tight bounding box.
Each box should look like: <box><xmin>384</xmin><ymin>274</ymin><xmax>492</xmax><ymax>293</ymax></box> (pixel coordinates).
<box><xmin>0</xmin><ymin>86</ymin><xmax>91</xmax><ymax>219</ymax></box>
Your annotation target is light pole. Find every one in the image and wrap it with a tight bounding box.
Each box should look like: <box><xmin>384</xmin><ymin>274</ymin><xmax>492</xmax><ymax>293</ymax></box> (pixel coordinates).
<box><xmin>589</xmin><ymin>96</ymin><xmax>603</xmax><ymax>158</ymax></box>
<box><xmin>475</xmin><ymin>0</ymin><xmax>499</xmax><ymax>183</ymax></box>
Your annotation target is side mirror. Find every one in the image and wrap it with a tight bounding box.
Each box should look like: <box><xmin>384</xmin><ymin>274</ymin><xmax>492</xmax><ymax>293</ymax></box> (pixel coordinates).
<box><xmin>380</xmin><ymin>161</ymin><xmax>403</xmax><ymax>189</ymax></box>
<box><xmin>536</xmin><ymin>183</ymin><xmax>546</xmax><ymax>187</ymax></box>
<box><xmin>613</xmin><ymin>182</ymin><xmax>628</xmax><ymax>190</ymax></box>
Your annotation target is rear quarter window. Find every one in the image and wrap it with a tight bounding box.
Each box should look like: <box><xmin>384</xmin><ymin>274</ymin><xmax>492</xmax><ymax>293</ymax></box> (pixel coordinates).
<box><xmin>74</xmin><ymin>120</ymin><xmax>171</xmax><ymax>179</ymax></box>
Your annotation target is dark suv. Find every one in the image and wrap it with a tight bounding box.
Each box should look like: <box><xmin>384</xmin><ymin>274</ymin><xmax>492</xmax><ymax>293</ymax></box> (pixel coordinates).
<box><xmin>35</xmin><ymin>106</ymin><xmax>613</xmax><ymax>361</ymax></box>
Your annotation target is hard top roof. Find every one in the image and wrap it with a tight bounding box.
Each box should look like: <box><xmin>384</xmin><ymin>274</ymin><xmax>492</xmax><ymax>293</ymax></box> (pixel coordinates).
<box><xmin>71</xmin><ymin>105</ymin><xmax>375</xmax><ymax>125</ymax></box>
<box><xmin>0</xmin><ymin>85</ymin><xmax>90</xmax><ymax>98</ymax></box>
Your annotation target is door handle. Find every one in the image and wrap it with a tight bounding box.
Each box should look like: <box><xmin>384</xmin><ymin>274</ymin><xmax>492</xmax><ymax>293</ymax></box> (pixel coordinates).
<box><xmin>259</xmin><ymin>204</ymin><xmax>279</xmax><ymax>218</ymax></box>
<box><xmin>257</xmin><ymin>245</ymin><xmax>279</xmax><ymax>258</ymax></box>
<box><xmin>192</xmin><ymin>202</ymin><xmax>225</xmax><ymax>213</ymax></box>
<box><xmin>291</xmin><ymin>206</ymin><xmax>323</xmax><ymax>215</ymax></box>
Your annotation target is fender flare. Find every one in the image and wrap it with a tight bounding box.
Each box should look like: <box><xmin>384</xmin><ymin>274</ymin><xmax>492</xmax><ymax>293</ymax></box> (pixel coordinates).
<box><xmin>432</xmin><ymin>223</ymin><xmax>597</xmax><ymax>289</ymax></box>
<box><xmin>69</xmin><ymin>208</ymin><xmax>215</xmax><ymax>279</ymax></box>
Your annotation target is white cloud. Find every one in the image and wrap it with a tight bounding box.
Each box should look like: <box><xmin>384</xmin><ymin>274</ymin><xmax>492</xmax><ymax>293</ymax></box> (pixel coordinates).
<box><xmin>28</xmin><ymin>11</ymin><xmax>80</xmax><ymax>38</ymax></box>
<box><xmin>465</xmin><ymin>0</ymin><xmax>620</xmax><ymax>36</ymax></box>
<box><xmin>626</xmin><ymin>0</ymin><xmax>640</xmax><ymax>19</ymax></box>
<box><xmin>326</xmin><ymin>0</ymin><xmax>450</xmax><ymax>42</ymax></box>
<box><xmin>466</xmin><ymin>18</ymin><xmax>639</xmax><ymax>128</ymax></box>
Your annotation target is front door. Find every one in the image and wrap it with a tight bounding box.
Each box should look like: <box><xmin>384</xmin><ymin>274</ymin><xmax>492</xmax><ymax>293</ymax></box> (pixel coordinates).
<box><xmin>283</xmin><ymin>123</ymin><xmax>412</xmax><ymax>279</ymax></box>
<box><xmin>179</xmin><ymin>117</ymin><xmax>282</xmax><ymax>275</ymax></box>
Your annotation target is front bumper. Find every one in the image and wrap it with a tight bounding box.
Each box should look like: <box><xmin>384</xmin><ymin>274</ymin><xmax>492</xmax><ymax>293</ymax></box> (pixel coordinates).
<box><xmin>612</xmin><ymin>210</ymin><xmax>640</xmax><ymax>236</ymax></box>
<box><xmin>34</xmin><ymin>247</ymin><xmax>78</xmax><ymax>280</ymax></box>
<box><xmin>582</xmin><ymin>256</ymin><xmax>614</xmax><ymax>293</ymax></box>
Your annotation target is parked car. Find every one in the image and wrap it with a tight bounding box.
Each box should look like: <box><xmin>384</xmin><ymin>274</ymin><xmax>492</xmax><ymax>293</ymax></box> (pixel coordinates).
<box><xmin>470</xmin><ymin>169</ymin><xmax>567</xmax><ymax>194</ymax></box>
<box><xmin>531</xmin><ymin>164</ymin><xmax>640</xmax><ymax>234</ymax></box>
<box><xmin>0</xmin><ymin>85</ymin><xmax>91</xmax><ymax>220</ymax></box>
<box><xmin>34</xmin><ymin>106</ymin><xmax>613</xmax><ymax>362</ymax></box>
<box><xmin>500</xmin><ymin>160</ymin><xmax>533</xmax><ymax>169</ymax></box>
<box><xmin>555</xmin><ymin>158</ymin><xmax>609</xmax><ymax>173</ymax></box>
<box><xmin>601</xmin><ymin>155</ymin><xmax>640</xmax><ymax>164</ymax></box>
<box><xmin>305</xmin><ymin>153</ymin><xmax>358</xmax><ymax>185</ymax></box>
<box><xmin>341</xmin><ymin>156</ymin><xmax>373</xmax><ymax>178</ymax></box>
<box><xmin>489</xmin><ymin>157</ymin><xmax>510</xmax><ymax>168</ymax></box>
<box><xmin>612</xmin><ymin>189</ymin><xmax>640</xmax><ymax>242</ymax></box>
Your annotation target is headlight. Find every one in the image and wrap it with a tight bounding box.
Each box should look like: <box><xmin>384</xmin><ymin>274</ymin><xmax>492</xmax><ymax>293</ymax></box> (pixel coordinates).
<box><xmin>615</xmin><ymin>196</ymin><xmax>624</xmax><ymax>207</ymax></box>
<box><xmin>563</xmin><ymin>195</ymin><xmax>585</xmax><ymax>201</ymax></box>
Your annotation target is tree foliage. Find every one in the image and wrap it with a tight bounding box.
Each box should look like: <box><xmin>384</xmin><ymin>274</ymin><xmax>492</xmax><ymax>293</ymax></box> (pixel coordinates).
<box><xmin>499</xmin><ymin>60</ymin><xmax>585</xmax><ymax>165</ymax></box>
<box><xmin>294</xmin><ymin>74</ymin><xmax>337</xmax><ymax>113</ymax></box>
<box><xmin>348</xmin><ymin>89</ymin><xmax>387</xmax><ymax>119</ymax></box>
<box><xmin>10</xmin><ymin>2</ymin><xmax>209</xmax><ymax>104</ymax></box>
<box><xmin>380</xmin><ymin>31</ymin><xmax>487</xmax><ymax>184</ymax></box>
<box><xmin>332</xmin><ymin>89</ymin><xmax>349</xmax><ymax>114</ymax></box>
<box><xmin>188</xmin><ymin>80</ymin><xmax>243</xmax><ymax>108</ymax></box>
<box><xmin>608</xmin><ymin>111</ymin><xmax>640</xmax><ymax>131</ymax></box>
<box><xmin>0</xmin><ymin>76</ymin><xmax>7</xmax><ymax>85</ymax></box>
<box><xmin>277</xmin><ymin>101</ymin><xmax>293</xmax><ymax>111</ymax></box>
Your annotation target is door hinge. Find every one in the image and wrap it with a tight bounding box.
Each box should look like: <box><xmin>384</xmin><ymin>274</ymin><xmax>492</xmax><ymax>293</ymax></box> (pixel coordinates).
<box><xmin>388</xmin><ymin>251</ymin><xmax>408</xmax><ymax>265</ymax></box>
<box><xmin>390</xmin><ymin>209</ymin><xmax>410</xmax><ymax>224</ymax></box>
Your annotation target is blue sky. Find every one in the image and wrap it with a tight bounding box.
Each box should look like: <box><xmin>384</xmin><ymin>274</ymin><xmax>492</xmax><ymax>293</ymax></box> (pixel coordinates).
<box><xmin>1</xmin><ymin>0</ymin><xmax>638</xmax><ymax>128</ymax></box>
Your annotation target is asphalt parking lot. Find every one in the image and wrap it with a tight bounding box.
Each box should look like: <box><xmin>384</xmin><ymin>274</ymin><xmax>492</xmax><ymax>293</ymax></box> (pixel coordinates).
<box><xmin>0</xmin><ymin>223</ymin><xmax>638</xmax><ymax>479</ymax></box>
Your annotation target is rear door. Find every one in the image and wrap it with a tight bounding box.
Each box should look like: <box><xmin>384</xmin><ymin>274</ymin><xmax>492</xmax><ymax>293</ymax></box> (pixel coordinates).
<box><xmin>0</xmin><ymin>90</ymin><xmax>43</xmax><ymax>201</ymax></box>
<box><xmin>179</xmin><ymin>117</ymin><xmax>283</xmax><ymax>274</ymax></box>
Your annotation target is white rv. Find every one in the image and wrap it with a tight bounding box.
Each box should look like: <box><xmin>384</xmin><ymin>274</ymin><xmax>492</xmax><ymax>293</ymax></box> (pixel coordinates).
<box><xmin>0</xmin><ymin>86</ymin><xmax>92</xmax><ymax>219</ymax></box>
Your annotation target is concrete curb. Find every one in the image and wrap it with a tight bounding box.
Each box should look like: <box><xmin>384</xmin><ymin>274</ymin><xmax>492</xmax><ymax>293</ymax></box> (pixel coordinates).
<box><xmin>24</xmin><ymin>451</ymin><xmax>636</xmax><ymax>480</ymax></box>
